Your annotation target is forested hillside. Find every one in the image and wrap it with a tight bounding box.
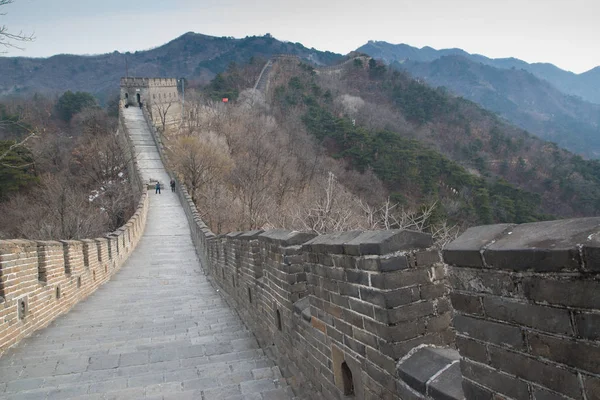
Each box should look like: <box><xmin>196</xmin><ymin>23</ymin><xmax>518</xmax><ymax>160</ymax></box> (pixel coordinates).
<box><xmin>258</xmin><ymin>57</ymin><xmax>600</xmax><ymax>225</ymax></box>
<box><xmin>357</xmin><ymin>42</ymin><xmax>600</xmax><ymax>158</ymax></box>
<box><xmin>163</xmin><ymin>56</ymin><xmax>600</xmax><ymax>244</ymax></box>
<box><xmin>397</xmin><ymin>55</ymin><xmax>600</xmax><ymax>158</ymax></box>
<box><xmin>0</xmin><ymin>93</ymin><xmax>136</xmax><ymax>239</ymax></box>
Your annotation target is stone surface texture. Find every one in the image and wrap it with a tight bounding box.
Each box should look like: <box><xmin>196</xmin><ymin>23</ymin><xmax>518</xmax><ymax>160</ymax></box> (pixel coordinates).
<box><xmin>444</xmin><ymin>219</ymin><xmax>600</xmax><ymax>400</ymax></box>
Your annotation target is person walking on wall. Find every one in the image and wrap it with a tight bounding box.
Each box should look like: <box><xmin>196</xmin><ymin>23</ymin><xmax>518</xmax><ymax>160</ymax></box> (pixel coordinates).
<box><xmin>170</xmin><ymin>179</ymin><xmax>176</xmax><ymax>192</ymax></box>
<box><xmin>155</xmin><ymin>182</ymin><xmax>161</xmax><ymax>194</ymax></box>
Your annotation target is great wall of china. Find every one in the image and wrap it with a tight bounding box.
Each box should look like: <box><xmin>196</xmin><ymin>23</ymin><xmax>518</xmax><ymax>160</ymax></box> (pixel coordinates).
<box><xmin>0</xmin><ymin>58</ymin><xmax>599</xmax><ymax>399</ymax></box>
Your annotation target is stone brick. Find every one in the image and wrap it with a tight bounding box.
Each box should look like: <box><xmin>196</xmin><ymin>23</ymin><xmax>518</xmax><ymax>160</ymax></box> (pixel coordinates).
<box><xmin>357</xmin><ymin>257</ymin><xmax>381</xmax><ymax>271</ymax></box>
<box><xmin>453</xmin><ymin>315</ymin><xmax>524</xmax><ymax>349</ymax></box>
<box><xmin>455</xmin><ymin>334</ymin><xmax>488</xmax><ymax>364</ymax></box>
<box><xmin>575</xmin><ymin>312</ymin><xmax>600</xmax><ymax>340</ymax></box>
<box><xmin>484</xmin><ymin>218</ymin><xmax>600</xmax><ymax>271</ymax></box>
<box><xmin>488</xmin><ymin>346</ymin><xmax>581</xmax><ymax>399</ymax></box>
<box><xmin>379</xmin><ymin>254</ymin><xmax>410</xmax><ymax>272</ymax></box>
<box><xmin>344</xmin><ymin>230</ymin><xmax>432</xmax><ymax>256</ymax></box>
<box><xmin>443</xmin><ymin>224</ymin><xmax>514</xmax><ymax>267</ymax></box>
<box><xmin>415</xmin><ymin>250</ymin><xmax>441</xmax><ymax>267</ymax></box>
<box><xmin>397</xmin><ymin>347</ymin><xmax>458</xmax><ymax>394</ymax></box>
<box><xmin>427</xmin><ymin>361</ymin><xmax>465</xmax><ymax>400</ymax></box>
<box><xmin>532</xmin><ymin>387</ymin><xmax>576</xmax><ymax>400</ymax></box>
<box><xmin>360</xmin><ymin>286</ymin><xmax>419</xmax><ymax>308</ymax></box>
<box><xmin>528</xmin><ymin>331</ymin><xmax>600</xmax><ymax>374</ymax></box>
<box><xmin>483</xmin><ymin>296</ymin><xmax>573</xmax><ymax>335</ymax></box>
<box><xmin>370</xmin><ymin>269</ymin><xmax>430</xmax><ymax>290</ymax></box>
<box><xmin>448</xmin><ymin>266</ymin><xmax>518</xmax><ymax>297</ymax></box>
<box><xmin>523</xmin><ymin>276</ymin><xmax>600</xmax><ymax>309</ymax></box>
<box><xmin>460</xmin><ymin>359</ymin><xmax>529</xmax><ymax>400</ymax></box>
<box><xmin>347</xmin><ymin>298</ymin><xmax>374</xmax><ymax>318</ymax></box>
<box><xmin>582</xmin><ymin>374</ymin><xmax>600</xmax><ymax>400</ymax></box>
<box><xmin>365</xmin><ymin>360</ymin><xmax>395</xmax><ymax>393</ymax></box>
<box><xmin>311</xmin><ymin>317</ymin><xmax>326</xmax><ymax>333</ymax></box>
<box><xmin>420</xmin><ymin>283</ymin><xmax>447</xmax><ymax>300</ymax></box>
<box><xmin>450</xmin><ymin>292</ymin><xmax>483</xmax><ymax>316</ymax></box>
<box><xmin>343</xmin><ymin>334</ymin><xmax>366</xmax><ymax>357</ymax></box>
<box><xmin>366</xmin><ymin>346</ymin><xmax>395</xmax><ymax>375</ymax></box>
<box><xmin>582</xmin><ymin>245</ymin><xmax>600</xmax><ymax>272</ymax></box>
<box><xmin>461</xmin><ymin>378</ymin><xmax>494</xmax><ymax>400</ymax></box>
<box><xmin>377</xmin><ymin>301</ymin><xmax>434</xmax><ymax>325</ymax></box>
<box><xmin>386</xmin><ymin>320</ymin><xmax>426</xmax><ymax>343</ymax></box>
<box><xmin>427</xmin><ymin>312</ymin><xmax>451</xmax><ymax>333</ymax></box>
<box><xmin>352</xmin><ymin>326</ymin><xmax>378</xmax><ymax>349</ymax></box>
<box><xmin>346</xmin><ymin>269</ymin><xmax>369</xmax><ymax>285</ymax></box>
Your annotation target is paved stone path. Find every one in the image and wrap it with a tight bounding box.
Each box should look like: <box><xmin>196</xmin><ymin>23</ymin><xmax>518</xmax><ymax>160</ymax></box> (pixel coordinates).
<box><xmin>0</xmin><ymin>108</ymin><xmax>292</xmax><ymax>400</ymax></box>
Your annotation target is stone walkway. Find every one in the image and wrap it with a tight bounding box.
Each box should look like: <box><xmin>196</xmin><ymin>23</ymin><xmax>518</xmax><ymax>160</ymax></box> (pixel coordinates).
<box><xmin>0</xmin><ymin>108</ymin><xmax>292</xmax><ymax>400</ymax></box>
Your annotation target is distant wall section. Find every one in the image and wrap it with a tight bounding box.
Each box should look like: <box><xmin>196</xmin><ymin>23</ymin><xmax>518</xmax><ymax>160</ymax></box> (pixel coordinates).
<box><xmin>120</xmin><ymin>77</ymin><xmax>182</xmax><ymax>130</ymax></box>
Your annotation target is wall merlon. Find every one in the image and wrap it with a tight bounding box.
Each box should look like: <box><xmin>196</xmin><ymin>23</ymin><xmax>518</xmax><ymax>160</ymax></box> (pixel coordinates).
<box><xmin>259</xmin><ymin>229</ymin><xmax>317</xmax><ymax>246</ymax></box>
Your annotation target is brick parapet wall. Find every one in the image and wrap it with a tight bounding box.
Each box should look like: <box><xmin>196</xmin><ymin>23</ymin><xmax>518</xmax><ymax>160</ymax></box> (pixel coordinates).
<box><xmin>443</xmin><ymin>218</ymin><xmax>600</xmax><ymax>400</ymax></box>
<box><xmin>0</xmin><ymin>112</ymin><xmax>150</xmax><ymax>357</ymax></box>
<box><xmin>140</xmin><ymin>100</ymin><xmax>458</xmax><ymax>399</ymax></box>
<box><xmin>176</xmin><ymin>210</ymin><xmax>454</xmax><ymax>399</ymax></box>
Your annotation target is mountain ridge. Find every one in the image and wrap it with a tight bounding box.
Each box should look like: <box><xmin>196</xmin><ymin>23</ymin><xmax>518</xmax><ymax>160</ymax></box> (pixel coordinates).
<box><xmin>358</xmin><ymin>41</ymin><xmax>600</xmax><ymax>158</ymax></box>
<box><xmin>358</xmin><ymin>40</ymin><xmax>600</xmax><ymax>104</ymax></box>
<box><xmin>0</xmin><ymin>32</ymin><xmax>342</xmax><ymax>103</ymax></box>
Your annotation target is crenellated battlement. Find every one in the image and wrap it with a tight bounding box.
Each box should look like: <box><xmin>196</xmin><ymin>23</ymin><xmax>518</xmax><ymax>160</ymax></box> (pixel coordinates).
<box><xmin>3</xmin><ymin>82</ymin><xmax>599</xmax><ymax>399</ymax></box>
<box><xmin>120</xmin><ymin>77</ymin><xmax>178</xmax><ymax>88</ymax></box>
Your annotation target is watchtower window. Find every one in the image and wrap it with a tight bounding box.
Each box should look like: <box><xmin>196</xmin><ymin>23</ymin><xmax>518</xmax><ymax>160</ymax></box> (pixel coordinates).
<box><xmin>341</xmin><ymin>362</ymin><xmax>354</xmax><ymax>396</ymax></box>
<box><xmin>125</xmin><ymin>93</ymin><xmax>129</xmax><ymax>99</ymax></box>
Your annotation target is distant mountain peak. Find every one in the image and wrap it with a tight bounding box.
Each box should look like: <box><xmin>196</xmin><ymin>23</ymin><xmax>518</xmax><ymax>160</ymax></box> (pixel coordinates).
<box><xmin>357</xmin><ymin>40</ymin><xmax>600</xmax><ymax>105</ymax></box>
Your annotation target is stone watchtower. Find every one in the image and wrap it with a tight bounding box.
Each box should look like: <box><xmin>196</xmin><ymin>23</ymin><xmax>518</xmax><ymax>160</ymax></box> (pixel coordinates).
<box><xmin>120</xmin><ymin>77</ymin><xmax>182</xmax><ymax>130</ymax></box>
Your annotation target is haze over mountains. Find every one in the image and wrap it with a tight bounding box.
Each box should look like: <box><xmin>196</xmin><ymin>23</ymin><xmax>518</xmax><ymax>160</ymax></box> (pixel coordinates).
<box><xmin>0</xmin><ymin>33</ymin><xmax>341</xmax><ymax>103</ymax></box>
<box><xmin>1</xmin><ymin>32</ymin><xmax>599</xmax><ymax>158</ymax></box>
<box><xmin>358</xmin><ymin>41</ymin><xmax>600</xmax><ymax>104</ymax></box>
<box><xmin>358</xmin><ymin>41</ymin><xmax>600</xmax><ymax>158</ymax></box>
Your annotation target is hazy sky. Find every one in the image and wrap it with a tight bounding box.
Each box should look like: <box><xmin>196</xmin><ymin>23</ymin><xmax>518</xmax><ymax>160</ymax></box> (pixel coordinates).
<box><xmin>2</xmin><ymin>0</ymin><xmax>598</xmax><ymax>73</ymax></box>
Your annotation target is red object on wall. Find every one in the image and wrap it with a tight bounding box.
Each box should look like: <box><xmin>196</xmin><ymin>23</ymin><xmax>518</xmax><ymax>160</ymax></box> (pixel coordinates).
<box><xmin>222</xmin><ymin>98</ymin><xmax>229</xmax><ymax>103</ymax></box>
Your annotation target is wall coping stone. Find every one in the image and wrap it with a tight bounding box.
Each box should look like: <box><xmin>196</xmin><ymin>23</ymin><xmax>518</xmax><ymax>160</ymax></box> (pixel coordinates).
<box><xmin>443</xmin><ymin>224</ymin><xmax>514</xmax><ymax>267</ymax></box>
<box><xmin>237</xmin><ymin>230</ymin><xmax>265</xmax><ymax>239</ymax></box>
<box><xmin>444</xmin><ymin>218</ymin><xmax>600</xmax><ymax>271</ymax></box>
<box><xmin>303</xmin><ymin>229</ymin><xmax>433</xmax><ymax>256</ymax></box>
<box><xmin>302</xmin><ymin>231</ymin><xmax>363</xmax><ymax>254</ymax></box>
<box><xmin>258</xmin><ymin>229</ymin><xmax>317</xmax><ymax>246</ymax></box>
<box><xmin>36</xmin><ymin>240</ymin><xmax>62</xmax><ymax>246</ymax></box>
<box><xmin>345</xmin><ymin>229</ymin><xmax>432</xmax><ymax>256</ymax></box>
<box><xmin>226</xmin><ymin>231</ymin><xmax>244</xmax><ymax>238</ymax></box>
<box><xmin>0</xmin><ymin>239</ymin><xmax>37</xmax><ymax>250</ymax></box>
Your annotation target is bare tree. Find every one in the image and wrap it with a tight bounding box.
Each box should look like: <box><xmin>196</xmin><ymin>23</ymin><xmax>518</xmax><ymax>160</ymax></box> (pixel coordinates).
<box><xmin>169</xmin><ymin>135</ymin><xmax>232</xmax><ymax>204</ymax></box>
<box><xmin>0</xmin><ymin>0</ymin><xmax>34</xmax><ymax>52</ymax></box>
<box><xmin>153</xmin><ymin>100</ymin><xmax>174</xmax><ymax>133</ymax></box>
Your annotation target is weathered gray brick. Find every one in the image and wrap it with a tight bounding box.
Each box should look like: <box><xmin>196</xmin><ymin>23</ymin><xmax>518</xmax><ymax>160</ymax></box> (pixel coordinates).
<box><xmin>528</xmin><ymin>331</ymin><xmax>600</xmax><ymax>374</ymax></box>
<box><xmin>523</xmin><ymin>276</ymin><xmax>600</xmax><ymax>309</ymax></box>
<box><xmin>453</xmin><ymin>315</ymin><xmax>524</xmax><ymax>349</ymax></box>
<box><xmin>460</xmin><ymin>359</ymin><xmax>529</xmax><ymax>400</ymax></box>
<box><xmin>483</xmin><ymin>296</ymin><xmax>573</xmax><ymax>335</ymax></box>
<box><xmin>450</xmin><ymin>292</ymin><xmax>483</xmax><ymax>316</ymax></box>
<box><xmin>488</xmin><ymin>346</ymin><xmax>581</xmax><ymax>398</ymax></box>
